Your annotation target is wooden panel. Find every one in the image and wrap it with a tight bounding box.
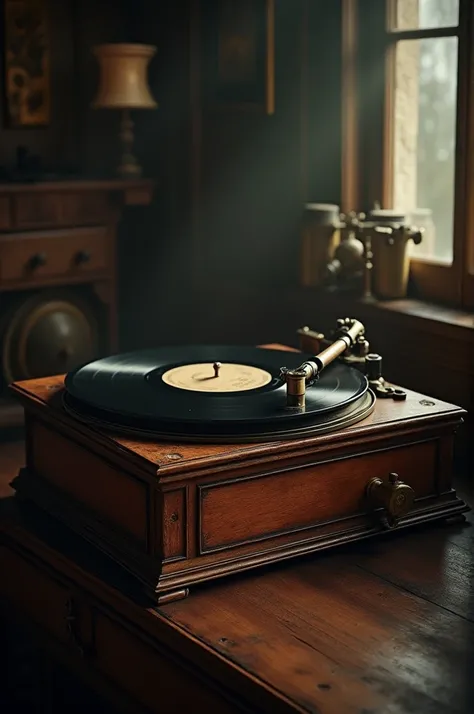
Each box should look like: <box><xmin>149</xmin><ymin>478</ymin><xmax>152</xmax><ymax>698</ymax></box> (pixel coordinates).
<box><xmin>162</xmin><ymin>489</ymin><xmax>187</xmax><ymax>561</ymax></box>
<box><xmin>31</xmin><ymin>421</ymin><xmax>149</xmax><ymax>546</ymax></box>
<box><xmin>0</xmin><ymin>227</ymin><xmax>109</xmax><ymax>284</ymax></box>
<box><xmin>0</xmin><ymin>196</ymin><xmax>11</xmax><ymax>230</ymax></box>
<box><xmin>59</xmin><ymin>192</ymin><xmax>110</xmax><ymax>225</ymax></box>
<box><xmin>199</xmin><ymin>441</ymin><xmax>437</xmax><ymax>551</ymax></box>
<box><xmin>93</xmin><ymin>612</ymin><xmax>239</xmax><ymax>713</ymax></box>
<box><xmin>0</xmin><ymin>545</ymin><xmax>71</xmax><ymax>646</ymax></box>
<box><xmin>13</xmin><ymin>192</ymin><xmax>110</xmax><ymax>229</ymax></box>
<box><xmin>14</xmin><ymin>194</ymin><xmax>61</xmax><ymax>228</ymax></box>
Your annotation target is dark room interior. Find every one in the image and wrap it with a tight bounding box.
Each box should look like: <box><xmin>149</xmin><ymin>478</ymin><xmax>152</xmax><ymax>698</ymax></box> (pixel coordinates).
<box><xmin>1</xmin><ymin>1</ymin><xmax>474</xmax><ymax>712</ymax></box>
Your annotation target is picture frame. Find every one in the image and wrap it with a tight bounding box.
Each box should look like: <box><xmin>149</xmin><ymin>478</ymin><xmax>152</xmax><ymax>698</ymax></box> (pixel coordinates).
<box><xmin>3</xmin><ymin>0</ymin><xmax>51</xmax><ymax>128</ymax></box>
<box><xmin>202</xmin><ymin>0</ymin><xmax>275</xmax><ymax>115</ymax></box>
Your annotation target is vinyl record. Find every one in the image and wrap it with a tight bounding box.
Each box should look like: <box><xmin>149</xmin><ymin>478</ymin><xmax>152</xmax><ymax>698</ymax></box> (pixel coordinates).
<box><xmin>64</xmin><ymin>346</ymin><xmax>370</xmax><ymax>440</ymax></box>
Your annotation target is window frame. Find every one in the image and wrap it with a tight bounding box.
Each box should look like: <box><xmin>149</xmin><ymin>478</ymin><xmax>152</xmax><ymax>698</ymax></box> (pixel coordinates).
<box><xmin>343</xmin><ymin>0</ymin><xmax>474</xmax><ymax>308</ymax></box>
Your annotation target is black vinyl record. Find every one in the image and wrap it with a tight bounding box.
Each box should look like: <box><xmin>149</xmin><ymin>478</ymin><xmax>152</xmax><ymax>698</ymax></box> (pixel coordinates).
<box><xmin>63</xmin><ymin>346</ymin><xmax>371</xmax><ymax>441</ymax></box>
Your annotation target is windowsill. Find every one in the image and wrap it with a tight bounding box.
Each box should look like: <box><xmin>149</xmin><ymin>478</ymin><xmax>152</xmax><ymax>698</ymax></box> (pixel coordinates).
<box><xmin>359</xmin><ymin>297</ymin><xmax>474</xmax><ymax>330</ymax></box>
<box><xmin>306</xmin><ymin>288</ymin><xmax>474</xmax><ymax>340</ymax></box>
<box><xmin>411</xmin><ymin>255</ymin><xmax>452</xmax><ymax>267</ymax></box>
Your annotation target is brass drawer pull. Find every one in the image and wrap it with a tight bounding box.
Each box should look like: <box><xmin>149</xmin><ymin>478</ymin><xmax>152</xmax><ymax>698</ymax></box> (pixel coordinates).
<box><xmin>366</xmin><ymin>472</ymin><xmax>415</xmax><ymax>529</ymax></box>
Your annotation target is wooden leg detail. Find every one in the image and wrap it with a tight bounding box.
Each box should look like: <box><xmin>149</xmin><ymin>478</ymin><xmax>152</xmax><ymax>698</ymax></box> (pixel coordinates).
<box><xmin>156</xmin><ymin>588</ymin><xmax>189</xmax><ymax>606</ymax></box>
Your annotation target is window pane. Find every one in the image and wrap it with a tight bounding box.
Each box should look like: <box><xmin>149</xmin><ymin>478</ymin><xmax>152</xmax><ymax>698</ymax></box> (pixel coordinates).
<box><xmin>392</xmin><ymin>36</ymin><xmax>458</xmax><ymax>262</ymax></box>
<box><xmin>395</xmin><ymin>0</ymin><xmax>459</xmax><ymax>31</ymax></box>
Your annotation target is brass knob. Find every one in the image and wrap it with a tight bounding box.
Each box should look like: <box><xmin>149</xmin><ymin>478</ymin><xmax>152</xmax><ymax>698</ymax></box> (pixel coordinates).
<box><xmin>29</xmin><ymin>252</ymin><xmax>47</xmax><ymax>269</ymax></box>
<box><xmin>366</xmin><ymin>472</ymin><xmax>415</xmax><ymax>529</ymax></box>
<box><xmin>75</xmin><ymin>250</ymin><xmax>91</xmax><ymax>265</ymax></box>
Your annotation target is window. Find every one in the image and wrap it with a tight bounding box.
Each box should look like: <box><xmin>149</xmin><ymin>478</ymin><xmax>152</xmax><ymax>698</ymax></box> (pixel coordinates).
<box><xmin>392</xmin><ymin>16</ymin><xmax>458</xmax><ymax>264</ymax></box>
<box><xmin>345</xmin><ymin>0</ymin><xmax>474</xmax><ymax>307</ymax></box>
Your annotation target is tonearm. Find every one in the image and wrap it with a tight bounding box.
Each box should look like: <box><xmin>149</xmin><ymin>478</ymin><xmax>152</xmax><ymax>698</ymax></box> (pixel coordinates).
<box><xmin>280</xmin><ymin>318</ymin><xmax>366</xmax><ymax>408</ymax></box>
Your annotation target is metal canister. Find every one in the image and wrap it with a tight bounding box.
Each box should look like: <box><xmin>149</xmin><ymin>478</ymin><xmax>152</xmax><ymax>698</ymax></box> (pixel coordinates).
<box><xmin>368</xmin><ymin>209</ymin><xmax>415</xmax><ymax>300</ymax></box>
<box><xmin>300</xmin><ymin>203</ymin><xmax>341</xmax><ymax>287</ymax></box>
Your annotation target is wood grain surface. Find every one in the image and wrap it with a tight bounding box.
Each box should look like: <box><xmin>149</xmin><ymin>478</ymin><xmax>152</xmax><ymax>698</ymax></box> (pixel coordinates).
<box><xmin>1</xmin><ymin>441</ymin><xmax>474</xmax><ymax>713</ymax></box>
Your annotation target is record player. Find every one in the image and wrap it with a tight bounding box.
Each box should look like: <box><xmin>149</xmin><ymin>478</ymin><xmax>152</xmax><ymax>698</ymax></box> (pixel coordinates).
<box><xmin>9</xmin><ymin>318</ymin><xmax>469</xmax><ymax>604</ymax></box>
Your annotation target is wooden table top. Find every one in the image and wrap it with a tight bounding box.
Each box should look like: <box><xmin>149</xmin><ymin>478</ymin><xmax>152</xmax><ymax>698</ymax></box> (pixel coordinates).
<box><xmin>161</xmin><ymin>510</ymin><xmax>474</xmax><ymax>714</ymax></box>
<box><xmin>1</xmin><ymin>440</ymin><xmax>473</xmax><ymax>713</ymax></box>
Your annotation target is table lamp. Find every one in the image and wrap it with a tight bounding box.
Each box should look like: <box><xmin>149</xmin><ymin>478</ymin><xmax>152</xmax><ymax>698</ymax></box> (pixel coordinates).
<box><xmin>92</xmin><ymin>43</ymin><xmax>157</xmax><ymax>178</ymax></box>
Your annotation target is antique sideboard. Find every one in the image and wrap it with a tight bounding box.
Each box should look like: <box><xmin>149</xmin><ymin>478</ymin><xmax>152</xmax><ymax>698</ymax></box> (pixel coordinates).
<box><xmin>0</xmin><ymin>180</ymin><xmax>153</xmax><ymax>429</ymax></box>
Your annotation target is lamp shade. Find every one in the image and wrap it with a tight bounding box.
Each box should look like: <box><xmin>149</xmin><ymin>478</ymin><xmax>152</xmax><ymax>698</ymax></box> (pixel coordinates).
<box><xmin>92</xmin><ymin>43</ymin><xmax>157</xmax><ymax>110</ymax></box>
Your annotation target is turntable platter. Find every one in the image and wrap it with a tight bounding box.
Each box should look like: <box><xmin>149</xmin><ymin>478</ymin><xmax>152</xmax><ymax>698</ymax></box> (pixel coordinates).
<box><xmin>63</xmin><ymin>346</ymin><xmax>372</xmax><ymax>441</ymax></box>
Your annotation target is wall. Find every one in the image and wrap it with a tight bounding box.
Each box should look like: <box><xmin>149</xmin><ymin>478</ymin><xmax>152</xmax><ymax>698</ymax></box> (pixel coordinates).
<box><xmin>0</xmin><ymin>0</ymin><xmax>77</xmax><ymax>170</ymax></box>
<box><xmin>191</xmin><ymin>0</ymin><xmax>343</xmax><ymax>346</ymax></box>
<box><xmin>0</xmin><ymin>0</ymin><xmax>345</xmax><ymax>350</ymax></box>
<box><xmin>73</xmin><ymin>0</ymin><xmax>132</xmax><ymax>176</ymax></box>
<box><xmin>121</xmin><ymin>0</ymin><xmax>344</xmax><ymax>349</ymax></box>
<box><xmin>0</xmin><ymin>0</ymin><xmax>128</xmax><ymax>175</ymax></box>
<box><xmin>117</xmin><ymin>0</ymin><xmax>197</xmax><ymax>349</ymax></box>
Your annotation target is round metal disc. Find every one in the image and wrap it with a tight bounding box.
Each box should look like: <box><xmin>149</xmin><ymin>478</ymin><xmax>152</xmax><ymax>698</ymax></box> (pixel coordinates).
<box><xmin>64</xmin><ymin>346</ymin><xmax>369</xmax><ymax>436</ymax></box>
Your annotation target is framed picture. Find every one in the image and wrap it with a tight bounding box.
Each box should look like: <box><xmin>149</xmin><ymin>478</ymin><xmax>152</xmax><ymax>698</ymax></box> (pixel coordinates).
<box><xmin>202</xmin><ymin>0</ymin><xmax>275</xmax><ymax>115</ymax></box>
<box><xmin>3</xmin><ymin>0</ymin><xmax>51</xmax><ymax>127</ymax></box>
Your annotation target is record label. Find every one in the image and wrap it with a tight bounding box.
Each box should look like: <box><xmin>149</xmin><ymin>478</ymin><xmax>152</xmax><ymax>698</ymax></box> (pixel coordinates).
<box><xmin>161</xmin><ymin>362</ymin><xmax>272</xmax><ymax>393</ymax></box>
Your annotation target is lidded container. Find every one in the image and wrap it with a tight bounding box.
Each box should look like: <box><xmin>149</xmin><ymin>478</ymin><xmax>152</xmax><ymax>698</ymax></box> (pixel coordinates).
<box><xmin>368</xmin><ymin>208</ymin><xmax>422</xmax><ymax>299</ymax></box>
<box><xmin>300</xmin><ymin>203</ymin><xmax>341</xmax><ymax>287</ymax></box>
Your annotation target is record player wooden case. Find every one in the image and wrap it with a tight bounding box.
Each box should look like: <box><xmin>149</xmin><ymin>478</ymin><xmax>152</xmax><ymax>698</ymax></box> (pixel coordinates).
<box><xmin>9</xmin><ymin>324</ymin><xmax>469</xmax><ymax>605</ymax></box>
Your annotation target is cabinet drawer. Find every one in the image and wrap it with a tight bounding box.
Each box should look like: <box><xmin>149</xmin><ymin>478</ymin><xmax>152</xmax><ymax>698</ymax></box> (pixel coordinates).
<box><xmin>0</xmin><ymin>543</ymin><xmax>241</xmax><ymax>713</ymax></box>
<box><xmin>199</xmin><ymin>441</ymin><xmax>437</xmax><ymax>552</ymax></box>
<box><xmin>0</xmin><ymin>545</ymin><xmax>91</xmax><ymax>652</ymax></box>
<box><xmin>13</xmin><ymin>193</ymin><xmax>109</xmax><ymax>229</ymax></box>
<box><xmin>0</xmin><ymin>227</ymin><xmax>109</xmax><ymax>284</ymax></box>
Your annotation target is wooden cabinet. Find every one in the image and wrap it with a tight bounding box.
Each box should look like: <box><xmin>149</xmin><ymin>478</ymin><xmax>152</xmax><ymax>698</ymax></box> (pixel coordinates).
<box><xmin>2</xmin><ymin>484</ymin><xmax>473</xmax><ymax>714</ymax></box>
<box><xmin>0</xmin><ymin>227</ymin><xmax>109</xmax><ymax>285</ymax></box>
<box><xmin>10</xmin><ymin>372</ymin><xmax>467</xmax><ymax>606</ymax></box>
<box><xmin>0</xmin><ymin>518</ymin><xmax>247</xmax><ymax>714</ymax></box>
<box><xmin>0</xmin><ymin>179</ymin><xmax>153</xmax><ymax>428</ymax></box>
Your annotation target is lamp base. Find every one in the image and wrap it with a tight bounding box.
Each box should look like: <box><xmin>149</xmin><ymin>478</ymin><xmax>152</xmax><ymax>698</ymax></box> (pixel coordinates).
<box><xmin>118</xmin><ymin>109</ymin><xmax>142</xmax><ymax>179</ymax></box>
<box><xmin>117</xmin><ymin>161</ymin><xmax>142</xmax><ymax>179</ymax></box>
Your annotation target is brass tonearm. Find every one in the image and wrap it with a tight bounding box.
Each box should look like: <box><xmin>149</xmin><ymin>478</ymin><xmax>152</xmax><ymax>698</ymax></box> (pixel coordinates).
<box><xmin>280</xmin><ymin>318</ymin><xmax>365</xmax><ymax>408</ymax></box>
<box><xmin>292</xmin><ymin>319</ymin><xmax>407</xmax><ymax>405</ymax></box>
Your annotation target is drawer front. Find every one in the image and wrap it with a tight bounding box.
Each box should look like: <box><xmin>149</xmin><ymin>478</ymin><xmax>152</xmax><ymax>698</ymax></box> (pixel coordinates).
<box><xmin>0</xmin><ymin>543</ymin><xmax>242</xmax><ymax>713</ymax></box>
<box><xmin>14</xmin><ymin>193</ymin><xmax>110</xmax><ymax>229</ymax></box>
<box><xmin>58</xmin><ymin>193</ymin><xmax>110</xmax><ymax>226</ymax></box>
<box><xmin>14</xmin><ymin>194</ymin><xmax>60</xmax><ymax>229</ymax></box>
<box><xmin>0</xmin><ymin>196</ymin><xmax>11</xmax><ymax>230</ymax></box>
<box><xmin>199</xmin><ymin>441</ymin><xmax>437</xmax><ymax>552</ymax></box>
<box><xmin>0</xmin><ymin>545</ymin><xmax>91</xmax><ymax>652</ymax></box>
<box><xmin>0</xmin><ymin>227</ymin><xmax>109</xmax><ymax>284</ymax></box>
